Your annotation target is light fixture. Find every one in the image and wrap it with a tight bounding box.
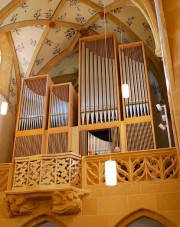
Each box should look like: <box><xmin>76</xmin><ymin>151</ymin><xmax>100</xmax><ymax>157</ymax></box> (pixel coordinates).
<box><xmin>122</xmin><ymin>84</ymin><xmax>129</xmax><ymax>98</ymax></box>
<box><xmin>156</xmin><ymin>103</ymin><xmax>172</xmax><ymax>147</ymax></box>
<box><xmin>156</xmin><ymin>103</ymin><xmax>162</xmax><ymax>111</ymax></box>
<box><xmin>162</xmin><ymin>115</ymin><xmax>166</xmax><ymax>121</ymax></box>
<box><xmin>159</xmin><ymin>123</ymin><xmax>166</xmax><ymax>131</ymax></box>
<box><xmin>105</xmin><ymin>160</ymin><xmax>117</xmax><ymax>186</ymax></box>
<box><xmin>0</xmin><ymin>101</ymin><xmax>8</xmax><ymax>115</ymax></box>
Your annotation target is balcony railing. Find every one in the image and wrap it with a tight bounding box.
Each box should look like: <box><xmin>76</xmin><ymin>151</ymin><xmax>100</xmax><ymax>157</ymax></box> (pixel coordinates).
<box><xmin>82</xmin><ymin>148</ymin><xmax>179</xmax><ymax>187</ymax></box>
<box><xmin>12</xmin><ymin>152</ymin><xmax>81</xmax><ymax>190</ymax></box>
<box><xmin>1</xmin><ymin>148</ymin><xmax>179</xmax><ymax>192</ymax></box>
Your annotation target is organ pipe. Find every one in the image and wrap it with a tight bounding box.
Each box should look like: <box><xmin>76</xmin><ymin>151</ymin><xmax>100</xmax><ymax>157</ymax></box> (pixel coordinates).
<box><xmin>18</xmin><ymin>77</ymin><xmax>47</xmax><ymax>131</ymax></box>
<box><xmin>79</xmin><ymin>34</ymin><xmax>120</xmax><ymax>125</ymax></box>
<box><xmin>119</xmin><ymin>43</ymin><xmax>151</xmax><ymax>118</ymax></box>
<box><xmin>50</xmin><ymin>85</ymin><xmax>69</xmax><ymax>128</ymax></box>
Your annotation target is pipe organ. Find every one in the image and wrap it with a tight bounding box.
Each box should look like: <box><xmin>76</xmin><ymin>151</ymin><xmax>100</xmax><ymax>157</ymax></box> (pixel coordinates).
<box><xmin>48</xmin><ymin>132</ymin><xmax>68</xmax><ymax>154</ymax></box>
<box><xmin>119</xmin><ymin>42</ymin><xmax>151</xmax><ymax>118</ymax></box>
<box><xmin>126</xmin><ymin>122</ymin><xmax>154</xmax><ymax>151</ymax></box>
<box><xmin>13</xmin><ymin>33</ymin><xmax>157</xmax><ymax>159</ymax></box>
<box><xmin>48</xmin><ymin>83</ymin><xmax>78</xmax><ymax>128</ymax></box>
<box><xmin>14</xmin><ymin>134</ymin><xmax>42</xmax><ymax>157</ymax></box>
<box><xmin>78</xmin><ymin>34</ymin><xmax>156</xmax><ymax>154</ymax></box>
<box><xmin>13</xmin><ymin>76</ymin><xmax>78</xmax><ymax>158</ymax></box>
<box><xmin>79</xmin><ymin>127</ymin><xmax>120</xmax><ymax>156</ymax></box>
<box><xmin>47</xmin><ymin>83</ymin><xmax>78</xmax><ymax>154</ymax></box>
<box><xmin>79</xmin><ymin>33</ymin><xmax>120</xmax><ymax>125</ymax></box>
<box><xmin>17</xmin><ymin>76</ymin><xmax>51</xmax><ymax>131</ymax></box>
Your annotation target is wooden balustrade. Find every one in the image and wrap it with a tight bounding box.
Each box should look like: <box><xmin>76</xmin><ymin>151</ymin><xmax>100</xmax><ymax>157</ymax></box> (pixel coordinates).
<box><xmin>12</xmin><ymin>153</ymin><xmax>81</xmax><ymax>191</ymax></box>
<box><xmin>82</xmin><ymin>148</ymin><xmax>178</xmax><ymax>187</ymax></box>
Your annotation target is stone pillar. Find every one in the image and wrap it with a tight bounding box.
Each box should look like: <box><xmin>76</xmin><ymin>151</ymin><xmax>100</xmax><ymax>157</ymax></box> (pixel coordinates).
<box><xmin>154</xmin><ymin>0</ymin><xmax>180</xmax><ymax>150</ymax></box>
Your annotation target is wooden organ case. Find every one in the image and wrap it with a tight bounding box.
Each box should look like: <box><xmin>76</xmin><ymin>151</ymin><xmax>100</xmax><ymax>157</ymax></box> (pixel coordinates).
<box><xmin>13</xmin><ymin>75</ymin><xmax>78</xmax><ymax>158</ymax></box>
<box><xmin>13</xmin><ymin>75</ymin><xmax>53</xmax><ymax>158</ymax></box>
<box><xmin>13</xmin><ymin>34</ymin><xmax>157</xmax><ymax>159</ymax></box>
<box><xmin>47</xmin><ymin>83</ymin><xmax>78</xmax><ymax>154</ymax></box>
<box><xmin>78</xmin><ymin>33</ymin><xmax>122</xmax><ymax>155</ymax></box>
<box><xmin>79</xmin><ymin>34</ymin><xmax>156</xmax><ymax>155</ymax></box>
<box><xmin>119</xmin><ymin>41</ymin><xmax>156</xmax><ymax>151</ymax></box>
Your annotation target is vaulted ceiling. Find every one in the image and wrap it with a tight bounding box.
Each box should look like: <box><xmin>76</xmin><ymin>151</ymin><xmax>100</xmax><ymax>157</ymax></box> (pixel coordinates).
<box><xmin>0</xmin><ymin>0</ymin><xmax>163</xmax><ymax>92</ymax></box>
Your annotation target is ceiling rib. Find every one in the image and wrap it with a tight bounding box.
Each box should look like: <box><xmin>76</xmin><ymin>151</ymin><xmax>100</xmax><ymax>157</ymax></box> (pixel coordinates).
<box><xmin>0</xmin><ymin>0</ymin><xmax>27</xmax><ymax>22</ymax></box>
<box><xmin>26</xmin><ymin>0</ymin><xmax>67</xmax><ymax>77</ymax></box>
<box><xmin>8</xmin><ymin>31</ymin><xmax>21</xmax><ymax>100</ymax></box>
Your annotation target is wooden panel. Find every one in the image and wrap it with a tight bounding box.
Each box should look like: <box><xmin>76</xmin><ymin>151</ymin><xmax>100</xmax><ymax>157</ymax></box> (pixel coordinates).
<box><xmin>126</xmin><ymin>121</ymin><xmax>154</xmax><ymax>151</ymax></box>
<box><xmin>14</xmin><ymin>134</ymin><xmax>42</xmax><ymax>157</ymax></box>
<box><xmin>48</xmin><ymin>132</ymin><xmax>68</xmax><ymax>154</ymax></box>
<box><xmin>79</xmin><ymin>130</ymin><xmax>88</xmax><ymax>156</ymax></box>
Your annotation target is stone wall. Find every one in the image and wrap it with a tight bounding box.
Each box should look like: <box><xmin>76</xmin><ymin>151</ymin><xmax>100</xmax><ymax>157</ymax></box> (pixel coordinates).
<box><xmin>0</xmin><ymin>179</ymin><xmax>180</xmax><ymax>226</ymax></box>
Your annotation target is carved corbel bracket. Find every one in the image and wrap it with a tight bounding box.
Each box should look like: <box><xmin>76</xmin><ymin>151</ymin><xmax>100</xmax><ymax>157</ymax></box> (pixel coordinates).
<box><xmin>6</xmin><ymin>187</ymin><xmax>89</xmax><ymax>217</ymax></box>
<box><xmin>51</xmin><ymin>190</ymin><xmax>85</xmax><ymax>215</ymax></box>
<box><xmin>5</xmin><ymin>194</ymin><xmax>39</xmax><ymax>217</ymax></box>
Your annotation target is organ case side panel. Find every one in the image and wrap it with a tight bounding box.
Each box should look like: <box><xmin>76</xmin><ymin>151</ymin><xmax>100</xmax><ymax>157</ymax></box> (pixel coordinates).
<box><xmin>118</xmin><ymin>42</ymin><xmax>156</xmax><ymax>149</ymax></box>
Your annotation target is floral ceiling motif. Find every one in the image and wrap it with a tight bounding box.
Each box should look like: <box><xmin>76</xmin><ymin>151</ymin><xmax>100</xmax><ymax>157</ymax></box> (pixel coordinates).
<box><xmin>111</xmin><ymin>6</ymin><xmax>155</xmax><ymax>51</ymax></box>
<box><xmin>0</xmin><ymin>0</ymin><xmax>157</xmax><ymax>80</ymax></box>
<box><xmin>89</xmin><ymin>17</ymin><xmax>133</xmax><ymax>44</ymax></box>
<box><xmin>11</xmin><ymin>26</ymin><xmax>46</xmax><ymax>78</ymax></box>
<box><xmin>31</xmin><ymin>26</ymin><xmax>78</xmax><ymax>76</ymax></box>
<box><xmin>90</xmin><ymin>0</ymin><xmax>116</xmax><ymax>7</ymax></box>
<box><xmin>0</xmin><ymin>0</ymin><xmax>61</xmax><ymax>28</ymax></box>
<box><xmin>57</xmin><ymin>0</ymin><xmax>96</xmax><ymax>24</ymax></box>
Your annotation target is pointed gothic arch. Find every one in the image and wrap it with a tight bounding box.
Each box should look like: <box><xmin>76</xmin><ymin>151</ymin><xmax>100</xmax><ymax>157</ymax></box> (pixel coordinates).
<box><xmin>21</xmin><ymin>213</ymin><xmax>67</xmax><ymax>227</ymax></box>
<box><xmin>115</xmin><ymin>209</ymin><xmax>175</xmax><ymax>227</ymax></box>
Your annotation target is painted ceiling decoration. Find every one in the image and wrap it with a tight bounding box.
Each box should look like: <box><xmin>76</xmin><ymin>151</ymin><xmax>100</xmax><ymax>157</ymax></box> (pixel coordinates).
<box><xmin>11</xmin><ymin>25</ymin><xmax>46</xmax><ymax>78</ymax></box>
<box><xmin>0</xmin><ymin>0</ymin><xmax>162</xmax><ymax>92</ymax></box>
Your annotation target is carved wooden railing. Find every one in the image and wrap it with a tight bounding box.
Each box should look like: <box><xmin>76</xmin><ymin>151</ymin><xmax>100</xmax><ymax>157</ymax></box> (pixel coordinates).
<box><xmin>82</xmin><ymin>148</ymin><xmax>179</xmax><ymax>187</ymax></box>
<box><xmin>12</xmin><ymin>153</ymin><xmax>81</xmax><ymax>190</ymax></box>
<box><xmin>0</xmin><ymin>163</ymin><xmax>12</xmax><ymax>192</ymax></box>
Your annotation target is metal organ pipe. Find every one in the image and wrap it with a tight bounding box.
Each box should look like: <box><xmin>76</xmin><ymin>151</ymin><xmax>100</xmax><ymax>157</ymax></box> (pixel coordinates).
<box><xmin>80</xmin><ymin>36</ymin><xmax>119</xmax><ymax>125</ymax></box>
<box><xmin>50</xmin><ymin>85</ymin><xmax>69</xmax><ymax>128</ymax></box>
<box><xmin>120</xmin><ymin>45</ymin><xmax>150</xmax><ymax>118</ymax></box>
